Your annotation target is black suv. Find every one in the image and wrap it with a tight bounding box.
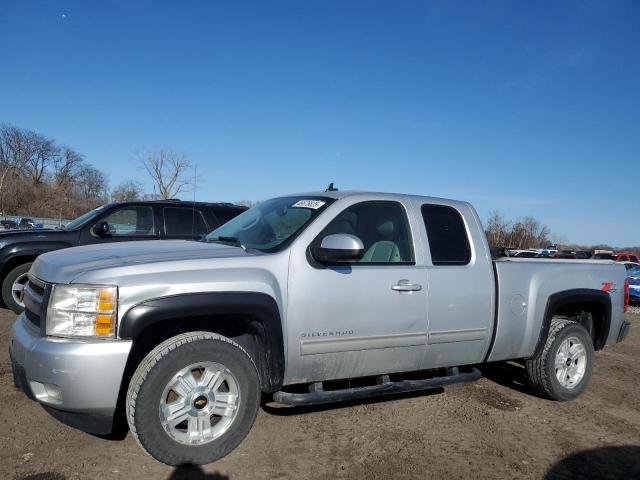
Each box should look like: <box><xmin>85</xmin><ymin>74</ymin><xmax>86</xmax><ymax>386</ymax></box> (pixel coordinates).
<box><xmin>0</xmin><ymin>200</ymin><xmax>247</xmax><ymax>313</ymax></box>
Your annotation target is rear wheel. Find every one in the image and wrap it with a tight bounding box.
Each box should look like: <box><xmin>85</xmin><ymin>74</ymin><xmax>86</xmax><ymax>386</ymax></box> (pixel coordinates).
<box><xmin>526</xmin><ymin>316</ymin><xmax>594</xmax><ymax>401</ymax></box>
<box><xmin>126</xmin><ymin>332</ymin><xmax>260</xmax><ymax>466</ymax></box>
<box><xmin>2</xmin><ymin>262</ymin><xmax>32</xmax><ymax>314</ymax></box>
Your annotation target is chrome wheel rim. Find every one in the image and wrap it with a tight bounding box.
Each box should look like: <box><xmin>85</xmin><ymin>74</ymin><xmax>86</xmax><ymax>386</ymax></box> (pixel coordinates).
<box><xmin>159</xmin><ymin>361</ymin><xmax>241</xmax><ymax>445</ymax></box>
<box><xmin>12</xmin><ymin>272</ymin><xmax>29</xmax><ymax>308</ymax></box>
<box><xmin>555</xmin><ymin>336</ymin><xmax>587</xmax><ymax>389</ymax></box>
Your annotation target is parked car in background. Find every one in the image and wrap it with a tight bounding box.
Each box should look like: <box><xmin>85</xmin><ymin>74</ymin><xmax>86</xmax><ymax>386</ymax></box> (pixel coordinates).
<box><xmin>1</xmin><ymin>219</ymin><xmax>17</xmax><ymax>229</ymax></box>
<box><xmin>1</xmin><ymin>217</ymin><xmax>42</xmax><ymax>230</ymax></box>
<box><xmin>622</xmin><ymin>262</ymin><xmax>640</xmax><ymax>271</ymax></box>
<box><xmin>627</xmin><ymin>267</ymin><xmax>640</xmax><ymax>306</ymax></box>
<box><xmin>592</xmin><ymin>252</ymin><xmax>615</xmax><ymax>260</ymax></box>
<box><xmin>514</xmin><ymin>251</ymin><xmax>540</xmax><ymax>258</ymax></box>
<box><xmin>16</xmin><ymin>217</ymin><xmax>36</xmax><ymax>229</ymax></box>
<box><xmin>0</xmin><ymin>199</ymin><xmax>247</xmax><ymax>313</ymax></box>
<box><xmin>552</xmin><ymin>253</ymin><xmax>577</xmax><ymax>259</ymax></box>
<box><xmin>614</xmin><ymin>252</ymin><xmax>639</xmax><ymax>263</ymax></box>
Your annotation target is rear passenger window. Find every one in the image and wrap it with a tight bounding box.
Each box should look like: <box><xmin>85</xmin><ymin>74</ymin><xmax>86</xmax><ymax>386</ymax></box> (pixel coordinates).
<box><xmin>421</xmin><ymin>204</ymin><xmax>471</xmax><ymax>266</ymax></box>
<box><xmin>164</xmin><ymin>207</ymin><xmax>208</xmax><ymax>237</ymax></box>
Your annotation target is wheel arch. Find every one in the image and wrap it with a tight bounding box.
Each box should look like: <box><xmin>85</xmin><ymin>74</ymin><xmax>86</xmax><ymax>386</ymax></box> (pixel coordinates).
<box><xmin>1</xmin><ymin>254</ymin><xmax>38</xmax><ymax>280</ymax></box>
<box><xmin>118</xmin><ymin>292</ymin><xmax>285</xmax><ymax>393</ymax></box>
<box><xmin>531</xmin><ymin>289</ymin><xmax>611</xmax><ymax>358</ymax></box>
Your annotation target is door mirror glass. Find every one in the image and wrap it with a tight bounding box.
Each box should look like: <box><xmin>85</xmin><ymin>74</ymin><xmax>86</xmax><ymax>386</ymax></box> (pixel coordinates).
<box><xmin>92</xmin><ymin>220</ymin><xmax>110</xmax><ymax>237</ymax></box>
<box><xmin>312</xmin><ymin>233</ymin><xmax>364</xmax><ymax>263</ymax></box>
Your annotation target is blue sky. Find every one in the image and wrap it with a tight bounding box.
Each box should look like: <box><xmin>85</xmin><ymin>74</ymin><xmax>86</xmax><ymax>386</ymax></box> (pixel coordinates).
<box><xmin>1</xmin><ymin>1</ymin><xmax>638</xmax><ymax>246</ymax></box>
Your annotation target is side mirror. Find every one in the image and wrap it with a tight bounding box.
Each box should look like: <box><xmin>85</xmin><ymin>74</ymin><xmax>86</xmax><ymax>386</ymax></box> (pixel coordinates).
<box><xmin>92</xmin><ymin>221</ymin><xmax>110</xmax><ymax>237</ymax></box>
<box><xmin>311</xmin><ymin>234</ymin><xmax>364</xmax><ymax>263</ymax></box>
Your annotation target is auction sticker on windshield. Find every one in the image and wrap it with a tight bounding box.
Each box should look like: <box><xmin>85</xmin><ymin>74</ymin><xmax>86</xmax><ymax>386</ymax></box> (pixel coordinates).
<box><xmin>292</xmin><ymin>200</ymin><xmax>326</xmax><ymax>209</ymax></box>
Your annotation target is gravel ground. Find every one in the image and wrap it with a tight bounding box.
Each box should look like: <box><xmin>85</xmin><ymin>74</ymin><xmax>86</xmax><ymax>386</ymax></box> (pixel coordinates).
<box><xmin>1</xmin><ymin>309</ymin><xmax>638</xmax><ymax>480</ymax></box>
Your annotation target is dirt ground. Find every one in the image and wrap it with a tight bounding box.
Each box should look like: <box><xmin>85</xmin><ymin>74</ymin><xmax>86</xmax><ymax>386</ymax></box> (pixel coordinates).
<box><xmin>1</xmin><ymin>309</ymin><xmax>639</xmax><ymax>480</ymax></box>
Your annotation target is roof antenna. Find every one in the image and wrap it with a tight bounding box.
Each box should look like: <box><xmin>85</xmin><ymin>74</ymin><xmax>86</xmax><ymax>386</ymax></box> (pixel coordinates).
<box><xmin>325</xmin><ymin>182</ymin><xmax>338</xmax><ymax>192</ymax></box>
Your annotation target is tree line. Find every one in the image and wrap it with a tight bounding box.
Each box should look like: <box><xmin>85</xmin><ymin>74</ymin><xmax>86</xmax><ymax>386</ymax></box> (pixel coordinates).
<box><xmin>485</xmin><ymin>210</ymin><xmax>551</xmax><ymax>250</ymax></box>
<box><xmin>0</xmin><ymin>123</ymin><xmax>195</xmax><ymax>220</ymax></box>
<box><xmin>484</xmin><ymin>210</ymin><xmax>639</xmax><ymax>255</ymax></box>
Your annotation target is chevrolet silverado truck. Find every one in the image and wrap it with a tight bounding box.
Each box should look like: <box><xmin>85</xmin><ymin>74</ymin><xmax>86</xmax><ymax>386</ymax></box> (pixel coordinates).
<box><xmin>0</xmin><ymin>199</ymin><xmax>246</xmax><ymax>313</ymax></box>
<box><xmin>10</xmin><ymin>190</ymin><xmax>631</xmax><ymax>466</ymax></box>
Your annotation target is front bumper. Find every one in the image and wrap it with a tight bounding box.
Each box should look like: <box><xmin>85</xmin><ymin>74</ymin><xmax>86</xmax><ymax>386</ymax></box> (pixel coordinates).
<box><xmin>10</xmin><ymin>313</ymin><xmax>132</xmax><ymax>434</ymax></box>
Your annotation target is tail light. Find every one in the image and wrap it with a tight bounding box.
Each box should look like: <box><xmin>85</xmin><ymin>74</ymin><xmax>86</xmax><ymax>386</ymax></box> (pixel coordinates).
<box><xmin>624</xmin><ymin>278</ymin><xmax>630</xmax><ymax>313</ymax></box>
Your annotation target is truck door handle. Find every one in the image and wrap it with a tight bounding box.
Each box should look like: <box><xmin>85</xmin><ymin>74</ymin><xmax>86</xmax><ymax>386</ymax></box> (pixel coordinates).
<box><xmin>391</xmin><ymin>280</ymin><xmax>422</xmax><ymax>292</ymax></box>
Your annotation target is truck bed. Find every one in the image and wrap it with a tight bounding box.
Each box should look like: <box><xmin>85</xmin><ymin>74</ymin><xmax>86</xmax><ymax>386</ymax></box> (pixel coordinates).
<box><xmin>487</xmin><ymin>258</ymin><xmax>625</xmax><ymax>362</ymax></box>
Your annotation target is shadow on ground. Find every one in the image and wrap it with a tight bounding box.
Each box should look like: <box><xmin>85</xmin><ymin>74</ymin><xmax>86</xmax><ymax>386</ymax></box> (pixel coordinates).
<box><xmin>168</xmin><ymin>466</ymin><xmax>229</xmax><ymax>480</ymax></box>
<box><xmin>545</xmin><ymin>446</ymin><xmax>640</xmax><ymax>479</ymax></box>
<box><xmin>477</xmin><ymin>361</ymin><xmax>531</xmax><ymax>394</ymax></box>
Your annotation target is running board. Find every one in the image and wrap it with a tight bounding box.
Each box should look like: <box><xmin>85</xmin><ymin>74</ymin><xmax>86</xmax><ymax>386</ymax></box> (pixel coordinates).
<box><xmin>272</xmin><ymin>367</ymin><xmax>481</xmax><ymax>406</ymax></box>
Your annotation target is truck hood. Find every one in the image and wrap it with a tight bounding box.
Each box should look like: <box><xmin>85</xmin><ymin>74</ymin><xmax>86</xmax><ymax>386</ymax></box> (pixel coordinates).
<box><xmin>31</xmin><ymin>240</ymin><xmax>253</xmax><ymax>284</ymax></box>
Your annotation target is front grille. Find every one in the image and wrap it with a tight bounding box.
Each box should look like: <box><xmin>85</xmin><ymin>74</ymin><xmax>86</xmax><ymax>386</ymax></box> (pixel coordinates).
<box><xmin>23</xmin><ymin>275</ymin><xmax>48</xmax><ymax>330</ymax></box>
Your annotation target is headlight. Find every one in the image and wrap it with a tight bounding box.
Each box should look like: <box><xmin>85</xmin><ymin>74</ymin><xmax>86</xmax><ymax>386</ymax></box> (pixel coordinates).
<box><xmin>46</xmin><ymin>285</ymin><xmax>117</xmax><ymax>338</ymax></box>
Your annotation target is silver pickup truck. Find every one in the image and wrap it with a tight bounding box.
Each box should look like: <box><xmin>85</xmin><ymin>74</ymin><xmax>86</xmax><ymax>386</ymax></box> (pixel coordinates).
<box><xmin>10</xmin><ymin>190</ymin><xmax>631</xmax><ymax>466</ymax></box>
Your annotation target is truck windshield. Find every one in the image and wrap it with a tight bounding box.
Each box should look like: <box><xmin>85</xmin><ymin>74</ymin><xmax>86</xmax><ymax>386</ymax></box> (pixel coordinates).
<box><xmin>206</xmin><ymin>196</ymin><xmax>334</xmax><ymax>252</ymax></box>
<box><xmin>65</xmin><ymin>204</ymin><xmax>110</xmax><ymax>230</ymax></box>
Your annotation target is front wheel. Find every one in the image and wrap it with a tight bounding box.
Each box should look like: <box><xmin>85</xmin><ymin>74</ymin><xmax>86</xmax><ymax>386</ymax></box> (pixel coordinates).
<box><xmin>526</xmin><ymin>317</ymin><xmax>594</xmax><ymax>401</ymax></box>
<box><xmin>126</xmin><ymin>332</ymin><xmax>261</xmax><ymax>466</ymax></box>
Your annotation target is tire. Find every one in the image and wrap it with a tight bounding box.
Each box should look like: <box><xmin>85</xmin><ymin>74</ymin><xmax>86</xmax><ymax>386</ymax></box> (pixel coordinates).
<box><xmin>2</xmin><ymin>262</ymin><xmax>33</xmax><ymax>314</ymax></box>
<box><xmin>525</xmin><ymin>316</ymin><xmax>594</xmax><ymax>401</ymax></box>
<box><xmin>126</xmin><ymin>332</ymin><xmax>260</xmax><ymax>466</ymax></box>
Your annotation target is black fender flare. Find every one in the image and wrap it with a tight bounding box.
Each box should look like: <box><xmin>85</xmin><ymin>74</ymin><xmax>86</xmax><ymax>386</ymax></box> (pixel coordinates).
<box><xmin>531</xmin><ymin>288</ymin><xmax>612</xmax><ymax>358</ymax></box>
<box><xmin>119</xmin><ymin>292</ymin><xmax>285</xmax><ymax>392</ymax></box>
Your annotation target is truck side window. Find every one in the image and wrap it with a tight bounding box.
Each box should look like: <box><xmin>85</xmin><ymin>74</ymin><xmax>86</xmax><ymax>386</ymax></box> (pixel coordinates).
<box><xmin>100</xmin><ymin>206</ymin><xmax>155</xmax><ymax>237</ymax></box>
<box><xmin>164</xmin><ymin>207</ymin><xmax>208</xmax><ymax>237</ymax></box>
<box><xmin>421</xmin><ymin>204</ymin><xmax>471</xmax><ymax>266</ymax></box>
<box><xmin>320</xmin><ymin>201</ymin><xmax>414</xmax><ymax>263</ymax></box>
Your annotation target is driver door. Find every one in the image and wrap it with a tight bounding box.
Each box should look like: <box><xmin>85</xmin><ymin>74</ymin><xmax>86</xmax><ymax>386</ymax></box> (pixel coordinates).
<box><xmin>285</xmin><ymin>200</ymin><xmax>428</xmax><ymax>384</ymax></box>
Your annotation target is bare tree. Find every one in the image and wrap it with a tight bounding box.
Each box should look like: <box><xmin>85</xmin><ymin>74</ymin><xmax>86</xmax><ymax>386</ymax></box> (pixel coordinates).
<box><xmin>0</xmin><ymin>125</ymin><xmax>32</xmax><ymax>217</ymax></box>
<box><xmin>485</xmin><ymin>210</ymin><xmax>510</xmax><ymax>248</ymax></box>
<box><xmin>76</xmin><ymin>165</ymin><xmax>109</xmax><ymax>205</ymax></box>
<box><xmin>54</xmin><ymin>146</ymin><xmax>84</xmax><ymax>187</ymax></box>
<box><xmin>137</xmin><ymin>148</ymin><xmax>192</xmax><ymax>199</ymax></box>
<box><xmin>23</xmin><ymin>131</ymin><xmax>58</xmax><ymax>185</ymax></box>
<box><xmin>111</xmin><ymin>179</ymin><xmax>144</xmax><ymax>202</ymax></box>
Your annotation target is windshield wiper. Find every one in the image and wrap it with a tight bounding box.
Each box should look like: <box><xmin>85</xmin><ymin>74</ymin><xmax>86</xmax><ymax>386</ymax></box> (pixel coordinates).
<box><xmin>208</xmin><ymin>236</ymin><xmax>247</xmax><ymax>251</ymax></box>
